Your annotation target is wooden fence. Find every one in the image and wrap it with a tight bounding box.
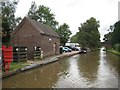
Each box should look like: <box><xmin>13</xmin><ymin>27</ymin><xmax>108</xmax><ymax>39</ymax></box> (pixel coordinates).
<box><xmin>34</xmin><ymin>47</ymin><xmax>41</xmax><ymax>60</ymax></box>
<box><xmin>13</xmin><ymin>47</ymin><xmax>27</xmax><ymax>62</ymax></box>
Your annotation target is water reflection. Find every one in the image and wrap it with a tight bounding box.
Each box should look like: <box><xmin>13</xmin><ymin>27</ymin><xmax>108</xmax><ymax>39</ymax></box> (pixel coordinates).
<box><xmin>96</xmin><ymin>47</ymin><xmax>118</xmax><ymax>88</ymax></box>
<box><xmin>2</xmin><ymin>48</ymin><xmax>119</xmax><ymax>88</ymax></box>
<box><xmin>78</xmin><ymin>51</ymin><xmax>100</xmax><ymax>85</ymax></box>
<box><xmin>3</xmin><ymin>62</ymin><xmax>60</xmax><ymax>88</ymax></box>
<box><xmin>55</xmin><ymin>55</ymin><xmax>87</xmax><ymax>88</ymax></box>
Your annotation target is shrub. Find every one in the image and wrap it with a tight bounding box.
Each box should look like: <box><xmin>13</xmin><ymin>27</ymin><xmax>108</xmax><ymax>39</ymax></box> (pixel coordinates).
<box><xmin>114</xmin><ymin>43</ymin><xmax>120</xmax><ymax>52</ymax></box>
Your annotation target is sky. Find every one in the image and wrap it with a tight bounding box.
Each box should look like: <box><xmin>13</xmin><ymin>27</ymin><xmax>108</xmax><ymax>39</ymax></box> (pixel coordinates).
<box><xmin>15</xmin><ymin>0</ymin><xmax>120</xmax><ymax>42</ymax></box>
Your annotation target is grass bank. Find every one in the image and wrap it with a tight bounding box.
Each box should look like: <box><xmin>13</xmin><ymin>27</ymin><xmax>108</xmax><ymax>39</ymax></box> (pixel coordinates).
<box><xmin>2</xmin><ymin>61</ymin><xmax>30</xmax><ymax>77</ymax></box>
<box><xmin>10</xmin><ymin>62</ymin><xmax>30</xmax><ymax>71</ymax></box>
<box><xmin>107</xmin><ymin>49</ymin><xmax>120</xmax><ymax>56</ymax></box>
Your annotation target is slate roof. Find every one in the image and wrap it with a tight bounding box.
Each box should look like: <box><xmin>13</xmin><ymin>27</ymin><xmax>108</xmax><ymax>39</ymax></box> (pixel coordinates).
<box><xmin>12</xmin><ymin>17</ymin><xmax>60</xmax><ymax>38</ymax></box>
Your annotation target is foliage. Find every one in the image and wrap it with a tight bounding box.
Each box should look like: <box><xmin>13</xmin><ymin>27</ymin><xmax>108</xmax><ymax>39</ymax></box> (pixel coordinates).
<box><xmin>111</xmin><ymin>21</ymin><xmax>120</xmax><ymax>46</ymax></box>
<box><xmin>27</xmin><ymin>2</ymin><xmax>58</xmax><ymax>30</ymax></box>
<box><xmin>2</xmin><ymin>0</ymin><xmax>21</xmax><ymax>44</ymax></box>
<box><xmin>114</xmin><ymin>43</ymin><xmax>120</xmax><ymax>52</ymax></box>
<box><xmin>103</xmin><ymin>32</ymin><xmax>113</xmax><ymax>44</ymax></box>
<box><xmin>77</xmin><ymin>17</ymin><xmax>100</xmax><ymax>48</ymax></box>
<box><xmin>56</xmin><ymin>23</ymin><xmax>72</xmax><ymax>46</ymax></box>
<box><xmin>28</xmin><ymin>2</ymin><xmax>72</xmax><ymax>45</ymax></box>
<box><xmin>103</xmin><ymin>25</ymin><xmax>114</xmax><ymax>43</ymax></box>
<box><xmin>107</xmin><ymin>49</ymin><xmax>120</xmax><ymax>56</ymax></box>
<box><xmin>104</xmin><ymin>21</ymin><xmax>120</xmax><ymax>52</ymax></box>
<box><xmin>27</xmin><ymin>1</ymin><xmax>38</xmax><ymax>20</ymax></box>
<box><xmin>70</xmin><ymin>34</ymin><xmax>78</xmax><ymax>43</ymax></box>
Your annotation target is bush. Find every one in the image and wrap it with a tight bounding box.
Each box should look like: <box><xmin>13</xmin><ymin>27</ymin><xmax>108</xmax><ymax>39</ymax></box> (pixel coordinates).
<box><xmin>114</xmin><ymin>43</ymin><xmax>120</xmax><ymax>52</ymax></box>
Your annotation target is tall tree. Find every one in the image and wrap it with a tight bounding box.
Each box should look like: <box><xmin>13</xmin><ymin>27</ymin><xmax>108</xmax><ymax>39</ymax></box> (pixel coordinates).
<box><xmin>70</xmin><ymin>32</ymin><xmax>79</xmax><ymax>43</ymax></box>
<box><xmin>103</xmin><ymin>25</ymin><xmax>114</xmax><ymax>44</ymax></box>
<box><xmin>27</xmin><ymin>1</ymin><xmax>38</xmax><ymax>20</ymax></box>
<box><xmin>56</xmin><ymin>23</ymin><xmax>72</xmax><ymax>46</ymax></box>
<box><xmin>103</xmin><ymin>32</ymin><xmax>112</xmax><ymax>43</ymax></box>
<box><xmin>2</xmin><ymin>0</ymin><xmax>19</xmax><ymax>34</ymax></box>
<box><xmin>2</xmin><ymin>0</ymin><xmax>21</xmax><ymax>44</ymax></box>
<box><xmin>111</xmin><ymin>21</ymin><xmax>120</xmax><ymax>46</ymax></box>
<box><xmin>27</xmin><ymin>2</ymin><xmax>58</xmax><ymax>30</ymax></box>
<box><xmin>103</xmin><ymin>21</ymin><xmax>120</xmax><ymax>51</ymax></box>
<box><xmin>77</xmin><ymin>17</ymin><xmax>100</xmax><ymax>48</ymax></box>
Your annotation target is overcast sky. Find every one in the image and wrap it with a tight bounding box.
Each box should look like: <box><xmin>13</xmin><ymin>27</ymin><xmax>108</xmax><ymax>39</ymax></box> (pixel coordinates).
<box><xmin>15</xmin><ymin>0</ymin><xmax>120</xmax><ymax>41</ymax></box>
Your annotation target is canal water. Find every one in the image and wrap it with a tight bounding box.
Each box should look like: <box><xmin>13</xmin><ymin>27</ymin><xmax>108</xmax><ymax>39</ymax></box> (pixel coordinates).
<box><xmin>2</xmin><ymin>48</ymin><xmax>119</xmax><ymax>88</ymax></box>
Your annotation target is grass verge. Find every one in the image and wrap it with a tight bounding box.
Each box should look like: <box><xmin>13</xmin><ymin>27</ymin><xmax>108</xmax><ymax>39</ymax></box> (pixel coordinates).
<box><xmin>107</xmin><ymin>49</ymin><xmax>120</xmax><ymax>56</ymax></box>
<box><xmin>10</xmin><ymin>61</ymin><xmax>30</xmax><ymax>71</ymax></box>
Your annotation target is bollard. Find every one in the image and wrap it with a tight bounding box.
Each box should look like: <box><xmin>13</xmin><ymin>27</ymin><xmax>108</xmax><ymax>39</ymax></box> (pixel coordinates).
<box><xmin>41</xmin><ymin>51</ymin><xmax>43</xmax><ymax>60</ymax></box>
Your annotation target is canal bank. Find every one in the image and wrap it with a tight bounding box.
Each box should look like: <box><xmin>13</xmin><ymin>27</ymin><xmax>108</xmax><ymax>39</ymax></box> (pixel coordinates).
<box><xmin>107</xmin><ymin>49</ymin><xmax>120</xmax><ymax>56</ymax></box>
<box><xmin>2</xmin><ymin>51</ymin><xmax>79</xmax><ymax>79</ymax></box>
<box><xmin>2</xmin><ymin>47</ymin><xmax>119</xmax><ymax>88</ymax></box>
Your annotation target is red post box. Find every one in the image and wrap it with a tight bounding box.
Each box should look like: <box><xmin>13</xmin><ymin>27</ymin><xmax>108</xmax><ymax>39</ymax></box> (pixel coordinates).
<box><xmin>2</xmin><ymin>45</ymin><xmax>13</xmax><ymax>73</ymax></box>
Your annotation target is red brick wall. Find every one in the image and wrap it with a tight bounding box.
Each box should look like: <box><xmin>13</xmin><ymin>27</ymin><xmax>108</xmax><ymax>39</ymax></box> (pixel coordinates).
<box><xmin>12</xmin><ymin>19</ymin><xmax>41</xmax><ymax>59</ymax></box>
<box><xmin>41</xmin><ymin>34</ymin><xmax>60</xmax><ymax>57</ymax></box>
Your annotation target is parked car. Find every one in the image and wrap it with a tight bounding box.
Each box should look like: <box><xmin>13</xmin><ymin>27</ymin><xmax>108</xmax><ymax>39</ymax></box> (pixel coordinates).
<box><xmin>75</xmin><ymin>47</ymin><xmax>81</xmax><ymax>51</ymax></box>
<box><xmin>65</xmin><ymin>46</ymin><xmax>78</xmax><ymax>51</ymax></box>
<box><xmin>86</xmin><ymin>48</ymin><xmax>91</xmax><ymax>52</ymax></box>
<box><xmin>79</xmin><ymin>47</ymin><xmax>87</xmax><ymax>53</ymax></box>
<box><xmin>63</xmin><ymin>47</ymin><xmax>72</xmax><ymax>52</ymax></box>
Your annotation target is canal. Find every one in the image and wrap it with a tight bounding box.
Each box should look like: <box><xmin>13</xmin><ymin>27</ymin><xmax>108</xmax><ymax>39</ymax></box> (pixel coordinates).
<box><xmin>2</xmin><ymin>48</ymin><xmax>119</xmax><ymax>88</ymax></box>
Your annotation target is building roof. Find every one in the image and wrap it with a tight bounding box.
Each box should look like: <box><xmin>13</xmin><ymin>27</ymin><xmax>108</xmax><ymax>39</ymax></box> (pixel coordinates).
<box><xmin>12</xmin><ymin>17</ymin><xmax>60</xmax><ymax>38</ymax></box>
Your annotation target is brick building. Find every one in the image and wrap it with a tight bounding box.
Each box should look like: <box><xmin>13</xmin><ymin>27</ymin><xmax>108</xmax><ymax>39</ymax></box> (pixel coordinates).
<box><xmin>11</xmin><ymin>17</ymin><xmax>60</xmax><ymax>60</ymax></box>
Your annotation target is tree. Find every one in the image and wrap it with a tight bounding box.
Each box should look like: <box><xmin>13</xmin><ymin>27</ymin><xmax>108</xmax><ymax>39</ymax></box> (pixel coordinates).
<box><xmin>27</xmin><ymin>2</ymin><xmax>58</xmax><ymax>30</ymax></box>
<box><xmin>103</xmin><ymin>25</ymin><xmax>113</xmax><ymax>44</ymax></box>
<box><xmin>28</xmin><ymin>2</ymin><xmax>72</xmax><ymax>46</ymax></box>
<box><xmin>27</xmin><ymin>1</ymin><xmax>38</xmax><ymax>20</ymax></box>
<box><xmin>103</xmin><ymin>32</ymin><xmax>112</xmax><ymax>42</ymax></box>
<box><xmin>70</xmin><ymin>32</ymin><xmax>79</xmax><ymax>43</ymax></box>
<box><xmin>56</xmin><ymin>23</ymin><xmax>72</xmax><ymax>46</ymax></box>
<box><xmin>104</xmin><ymin>21</ymin><xmax>120</xmax><ymax>51</ymax></box>
<box><xmin>77</xmin><ymin>17</ymin><xmax>100</xmax><ymax>48</ymax></box>
<box><xmin>111</xmin><ymin>21</ymin><xmax>120</xmax><ymax>46</ymax></box>
<box><xmin>2</xmin><ymin>0</ymin><xmax>21</xmax><ymax>44</ymax></box>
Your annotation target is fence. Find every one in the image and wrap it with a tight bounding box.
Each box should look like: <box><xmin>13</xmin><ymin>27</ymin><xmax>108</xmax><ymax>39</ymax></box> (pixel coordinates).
<box><xmin>13</xmin><ymin>47</ymin><xmax>27</xmax><ymax>62</ymax></box>
<box><xmin>34</xmin><ymin>47</ymin><xmax>41</xmax><ymax>60</ymax></box>
<box><xmin>3</xmin><ymin>46</ymin><xmax>41</xmax><ymax>62</ymax></box>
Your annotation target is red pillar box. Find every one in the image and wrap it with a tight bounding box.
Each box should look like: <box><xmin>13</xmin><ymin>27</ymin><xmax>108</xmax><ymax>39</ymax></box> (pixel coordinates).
<box><xmin>2</xmin><ymin>45</ymin><xmax>13</xmax><ymax>73</ymax></box>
